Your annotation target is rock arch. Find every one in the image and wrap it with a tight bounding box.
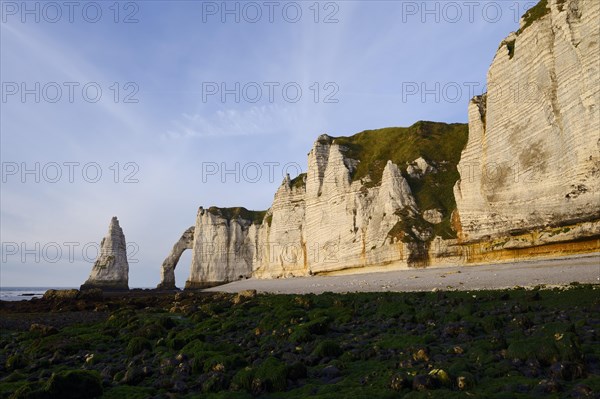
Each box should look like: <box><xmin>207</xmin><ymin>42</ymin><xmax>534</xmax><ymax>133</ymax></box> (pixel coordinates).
<box><xmin>156</xmin><ymin>226</ymin><xmax>195</xmax><ymax>290</ymax></box>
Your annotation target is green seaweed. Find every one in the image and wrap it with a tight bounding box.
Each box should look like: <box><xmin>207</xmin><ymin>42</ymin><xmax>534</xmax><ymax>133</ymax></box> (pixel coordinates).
<box><xmin>1</xmin><ymin>286</ymin><xmax>598</xmax><ymax>398</ymax></box>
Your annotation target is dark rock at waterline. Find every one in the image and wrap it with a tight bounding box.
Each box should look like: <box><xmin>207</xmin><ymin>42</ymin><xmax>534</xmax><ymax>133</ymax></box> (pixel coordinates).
<box><xmin>78</xmin><ymin>288</ymin><xmax>104</xmax><ymax>300</ymax></box>
<box><xmin>43</xmin><ymin>289</ymin><xmax>79</xmax><ymax>300</ymax></box>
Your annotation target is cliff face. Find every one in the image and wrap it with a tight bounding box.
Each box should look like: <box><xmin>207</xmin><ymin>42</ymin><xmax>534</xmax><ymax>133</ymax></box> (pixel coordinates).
<box><xmin>157</xmin><ymin>0</ymin><xmax>600</xmax><ymax>289</ymax></box>
<box><xmin>165</xmin><ymin>123</ymin><xmax>470</xmax><ymax>289</ymax></box>
<box><xmin>256</xmin><ymin>137</ymin><xmax>420</xmax><ymax>278</ymax></box>
<box><xmin>454</xmin><ymin>0</ymin><xmax>600</xmax><ymax>249</ymax></box>
<box><xmin>186</xmin><ymin>208</ymin><xmax>260</xmax><ymax>288</ymax></box>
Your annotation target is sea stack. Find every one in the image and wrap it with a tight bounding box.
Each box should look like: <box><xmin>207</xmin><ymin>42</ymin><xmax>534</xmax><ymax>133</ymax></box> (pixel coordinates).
<box><xmin>81</xmin><ymin>217</ymin><xmax>129</xmax><ymax>291</ymax></box>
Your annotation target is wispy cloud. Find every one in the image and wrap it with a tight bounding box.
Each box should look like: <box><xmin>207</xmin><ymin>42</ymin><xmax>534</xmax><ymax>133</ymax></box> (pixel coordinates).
<box><xmin>1</xmin><ymin>23</ymin><xmax>148</xmax><ymax>136</ymax></box>
<box><xmin>163</xmin><ymin>105</ymin><xmax>299</xmax><ymax>139</ymax></box>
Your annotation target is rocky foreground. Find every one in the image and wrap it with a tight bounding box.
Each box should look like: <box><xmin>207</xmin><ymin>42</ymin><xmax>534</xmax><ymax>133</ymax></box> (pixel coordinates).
<box><xmin>1</xmin><ymin>285</ymin><xmax>599</xmax><ymax>398</ymax></box>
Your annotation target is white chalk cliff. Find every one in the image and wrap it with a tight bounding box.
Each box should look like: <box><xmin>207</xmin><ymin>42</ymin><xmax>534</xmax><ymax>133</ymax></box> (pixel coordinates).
<box><xmin>162</xmin><ymin>122</ymin><xmax>471</xmax><ymax>289</ymax></box>
<box><xmin>81</xmin><ymin>217</ymin><xmax>129</xmax><ymax>291</ymax></box>
<box><xmin>453</xmin><ymin>0</ymin><xmax>600</xmax><ymax>256</ymax></box>
<box><xmin>159</xmin><ymin>0</ymin><xmax>600</xmax><ymax>288</ymax></box>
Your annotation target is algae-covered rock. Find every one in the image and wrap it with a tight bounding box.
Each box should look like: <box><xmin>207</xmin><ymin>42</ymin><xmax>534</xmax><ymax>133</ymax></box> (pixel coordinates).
<box><xmin>42</xmin><ymin>289</ymin><xmax>78</xmax><ymax>300</ymax></box>
<box><xmin>45</xmin><ymin>370</ymin><xmax>103</xmax><ymax>399</ymax></box>
<box><xmin>252</xmin><ymin>357</ymin><xmax>288</xmax><ymax>393</ymax></box>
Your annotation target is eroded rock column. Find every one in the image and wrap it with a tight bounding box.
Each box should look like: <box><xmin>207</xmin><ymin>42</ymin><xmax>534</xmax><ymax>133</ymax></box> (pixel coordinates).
<box><xmin>81</xmin><ymin>217</ymin><xmax>129</xmax><ymax>291</ymax></box>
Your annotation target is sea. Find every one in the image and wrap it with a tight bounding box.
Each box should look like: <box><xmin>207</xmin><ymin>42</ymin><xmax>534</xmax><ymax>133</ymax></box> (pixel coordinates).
<box><xmin>0</xmin><ymin>287</ymin><xmax>76</xmax><ymax>301</ymax></box>
<box><xmin>0</xmin><ymin>287</ymin><xmax>159</xmax><ymax>301</ymax></box>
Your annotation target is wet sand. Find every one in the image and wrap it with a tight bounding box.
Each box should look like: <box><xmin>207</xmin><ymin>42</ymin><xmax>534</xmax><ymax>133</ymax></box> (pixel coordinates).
<box><xmin>205</xmin><ymin>253</ymin><xmax>600</xmax><ymax>294</ymax></box>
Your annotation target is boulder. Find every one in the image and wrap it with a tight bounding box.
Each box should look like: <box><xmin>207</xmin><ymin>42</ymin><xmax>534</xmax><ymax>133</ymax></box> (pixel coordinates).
<box><xmin>43</xmin><ymin>289</ymin><xmax>79</xmax><ymax>300</ymax></box>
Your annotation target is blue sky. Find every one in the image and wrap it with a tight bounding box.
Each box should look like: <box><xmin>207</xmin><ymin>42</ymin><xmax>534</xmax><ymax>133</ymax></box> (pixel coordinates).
<box><xmin>1</xmin><ymin>1</ymin><xmax>534</xmax><ymax>288</ymax></box>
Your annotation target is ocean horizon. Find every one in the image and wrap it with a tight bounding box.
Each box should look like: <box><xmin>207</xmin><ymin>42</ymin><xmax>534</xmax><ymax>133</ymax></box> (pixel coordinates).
<box><xmin>0</xmin><ymin>287</ymin><xmax>156</xmax><ymax>301</ymax></box>
<box><xmin>0</xmin><ymin>287</ymin><xmax>76</xmax><ymax>301</ymax></box>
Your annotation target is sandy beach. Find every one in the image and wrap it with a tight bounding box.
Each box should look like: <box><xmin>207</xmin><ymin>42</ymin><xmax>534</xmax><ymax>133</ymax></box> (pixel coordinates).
<box><xmin>205</xmin><ymin>253</ymin><xmax>600</xmax><ymax>294</ymax></box>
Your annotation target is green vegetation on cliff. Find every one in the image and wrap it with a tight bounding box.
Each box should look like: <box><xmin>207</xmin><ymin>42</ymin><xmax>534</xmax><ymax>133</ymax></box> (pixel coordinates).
<box><xmin>202</xmin><ymin>120</ymin><xmax>470</xmax><ymax>247</ymax></box>
<box><xmin>517</xmin><ymin>0</ymin><xmax>550</xmax><ymax>35</ymax></box>
<box><xmin>500</xmin><ymin>0</ymin><xmax>553</xmax><ymax>60</ymax></box>
<box><xmin>290</xmin><ymin>173</ymin><xmax>307</xmax><ymax>190</ymax></box>
<box><xmin>204</xmin><ymin>121</ymin><xmax>468</xmax><ymax>241</ymax></box>
<box><xmin>333</xmin><ymin>121</ymin><xmax>468</xmax><ymax>186</ymax></box>
<box><xmin>207</xmin><ymin>207</ymin><xmax>267</xmax><ymax>225</ymax></box>
<box><xmin>334</xmin><ymin>121</ymin><xmax>469</xmax><ymax>239</ymax></box>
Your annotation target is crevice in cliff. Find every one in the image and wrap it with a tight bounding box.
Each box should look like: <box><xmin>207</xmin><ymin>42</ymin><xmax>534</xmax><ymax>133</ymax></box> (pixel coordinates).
<box><xmin>451</xmin><ymin>209</ymin><xmax>465</xmax><ymax>243</ymax></box>
<box><xmin>474</xmin><ymin>94</ymin><xmax>487</xmax><ymax>133</ymax></box>
<box><xmin>301</xmin><ymin>239</ymin><xmax>308</xmax><ymax>274</ymax></box>
<box><xmin>564</xmin><ymin>0</ymin><xmax>583</xmax><ymax>48</ymax></box>
<box><xmin>406</xmin><ymin>242</ymin><xmax>431</xmax><ymax>268</ymax></box>
<box><xmin>504</xmin><ymin>39</ymin><xmax>516</xmax><ymax>59</ymax></box>
<box><xmin>313</xmin><ymin>135</ymin><xmax>332</xmax><ymax>197</ymax></box>
<box><xmin>547</xmin><ymin>25</ymin><xmax>565</xmax><ymax>136</ymax></box>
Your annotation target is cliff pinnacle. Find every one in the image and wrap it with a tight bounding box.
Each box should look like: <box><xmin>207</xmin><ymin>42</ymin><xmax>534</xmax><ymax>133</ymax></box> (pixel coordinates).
<box><xmin>81</xmin><ymin>217</ymin><xmax>129</xmax><ymax>291</ymax></box>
